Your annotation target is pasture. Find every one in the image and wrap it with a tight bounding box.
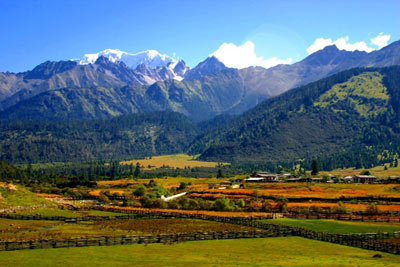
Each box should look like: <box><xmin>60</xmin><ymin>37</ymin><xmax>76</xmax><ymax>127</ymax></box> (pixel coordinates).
<box><xmin>265</xmin><ymin>218</ymin><xmax>400</xmax><ymax>234</ymax></box>
<box><xmin>0</xmin><ymin>237</ymin><xmax>399</xmax><ymax>266</ymax></box>
<box><xmin>120</xmin><ymin>153</ymin><xmax>227</xmax><ymax>169</ymax></box>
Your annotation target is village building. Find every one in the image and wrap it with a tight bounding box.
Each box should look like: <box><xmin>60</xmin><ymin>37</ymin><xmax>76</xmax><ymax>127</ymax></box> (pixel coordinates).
<box><xmin>245</xmin><ymin>177</ymin><xmax>266</xmax><ymax>183</ymax></box>
<box><xmin>341</xmin><ymin>176</ymin><xmax>354</xmax><ymax>183</ymax></box>
<box><xmin>245</xmin><ymin>172</ymin><xmax>278</xmax><ymax>183</ymax></box>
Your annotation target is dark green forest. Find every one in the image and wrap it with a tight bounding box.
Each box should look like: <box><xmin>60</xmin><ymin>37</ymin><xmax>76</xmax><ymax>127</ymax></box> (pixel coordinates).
<box><xmin>0</xmin><ymin>112</ymin><xmax>198</xmax><ymax>163</ymax></box>
<box><xmin>192</xmin><ymin>66</ymin><xmax>400</xmax><ymax>170</ymax></box>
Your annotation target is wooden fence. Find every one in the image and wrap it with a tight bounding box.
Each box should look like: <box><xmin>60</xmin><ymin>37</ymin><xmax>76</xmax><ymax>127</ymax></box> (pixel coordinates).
<box><xmin>1</xmin><ymin>207</ymin><xmax>400</xmax><ymax>254</ymax></box>
<box><xmin>0</xmin><ymin>230</ymin><xmax>276</xmax><ymax>251</ymax></box>
<box><xmin>0</xmin><ymin>213</ymin><xmax>154</xmax><ymax>222</ymax></box>
<box><xmin>284</xmin><ymin>212</ymin><xmax>400</xmax><ymax>223</ymax></box>
<box><xmin>94</xmin><ymin>207</ymin><xmax>400</xmax><ymax>255</ymax></box>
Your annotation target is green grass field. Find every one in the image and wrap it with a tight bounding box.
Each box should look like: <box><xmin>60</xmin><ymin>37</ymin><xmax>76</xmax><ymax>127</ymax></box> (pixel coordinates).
<box><xmin>265</xmin><ymin>218</ymin><xmax>400</xmax><ymax>234</ymax></box>
<box><xmin>0</xmin><ymin>237</ymin><xmax>399</xmax><ymax>266</ymax></box>
<box><xmin>0</xmin><ymin>184</ymin><xmax>51</xmax><ymax>209</ymax></box>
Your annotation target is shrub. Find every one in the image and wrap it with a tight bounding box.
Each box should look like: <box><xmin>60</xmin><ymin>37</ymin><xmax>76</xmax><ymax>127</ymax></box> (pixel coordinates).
<box><xmin>133</xmin><ymin>185</ymin><xmax>146</xmax><ymax>197</ymax></box>
<box><xmin>148</xmin><ymin>186</ymin><xmax>170</xmax><ymax>198</ymax></box>
<box><xmin>366</xmin><ymin>202</ymin><xmax>380</xmax><ymax>215</ymax></box>
<box><xmin>212</xmin><ymin>196</ymin><xmax>234</xmax><ymax>211</ymax></box>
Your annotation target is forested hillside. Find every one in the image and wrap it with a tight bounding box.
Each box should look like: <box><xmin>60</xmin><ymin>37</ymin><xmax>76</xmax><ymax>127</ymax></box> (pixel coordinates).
<box><xmin>0</xmin><ymin>112</ymin><xmax>199</xmax><ymax>163</ymax></box>
<box><xmin>191</xmin><ymin>66</ymin><xmax>400</xmax><ymax>169</ymax></box>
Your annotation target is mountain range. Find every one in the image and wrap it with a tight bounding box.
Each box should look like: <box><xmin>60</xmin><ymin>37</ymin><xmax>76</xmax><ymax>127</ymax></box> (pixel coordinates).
<box><xmin>1</xmin><ymin>41</ymin><xmax>399</xmax><ymax>122</ymax></box>
<box><xmin>0</xmin><ymin>41</ymin><xmax>400</xmax><ymax>166</ymax></box>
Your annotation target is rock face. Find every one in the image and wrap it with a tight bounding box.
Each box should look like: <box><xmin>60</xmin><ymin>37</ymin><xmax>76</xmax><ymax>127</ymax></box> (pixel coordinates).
<box><xmin>184</xmin><ymin>56</ymin><xmax>231</xmax><ymax>80</ymax></box>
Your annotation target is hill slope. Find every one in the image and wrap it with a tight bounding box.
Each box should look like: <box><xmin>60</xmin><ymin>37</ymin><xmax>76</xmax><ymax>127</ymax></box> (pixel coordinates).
<box><xmin>0</xmin><ymin>112</ymin><xmax>199</xmax><ymax>163</ymax></box>
<box><xmin>191</xmin><ymin>66</ymin><xmax>400</xmax><ymax>168</ymax></box>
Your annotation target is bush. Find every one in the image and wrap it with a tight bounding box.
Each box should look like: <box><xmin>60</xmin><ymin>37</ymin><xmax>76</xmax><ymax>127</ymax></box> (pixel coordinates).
<box><xmin>178</xmin><ymin>182</ymin><xmax>188</xmax><ymax>190</ymax></box>
<box><xmin>141</xmin><ymin>197</ymin><xmax>167</xmax><ymax>208</ymax></box>
<box><xmin>212</xmin><ymin>196</ymin><xmax>234</xmax><ymax>211</ymax></box>
<box><xmin>235</xmin><ymin>199</ymin><xmax>245</xmax><ymax>208</ymax></box>
<box><xmin>366</xmin><ymin>202</ymin><xmax>380</xmax><ymax>215</ymax></box>
<box><xmin>361</xmin><ymin>170</ymin><xmax>371</xmax><ymax>175</ymax></box>
<box><xmin>133</xmin><ymin>185</ymin><xmax>146</xmax><ymax>197</ymax></box>
<box><xmin>98</xmin><ymin>193</ymin><xmax>110</xmax><ymax>203</ymax></box>
<box><xmin>187</xmin><ymin>199</ymin><xmax>199</xmax><ymax>210</ymax></box>
<box><xmin>148</xmin><ymin>186</ymin><xmax>170</xmax><ymax>198</ymax></box>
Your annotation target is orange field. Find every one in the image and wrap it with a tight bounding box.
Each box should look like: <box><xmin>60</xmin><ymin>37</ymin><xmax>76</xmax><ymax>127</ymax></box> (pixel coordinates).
<box><xmin>286</xmin><ymin>202</ymin><xmax>400</xmax><ymax>212</ymax></box>
<box><xmin>101</xmin><ymin>206</ymin><xmax>273</xmax><ymax>218</ymax></box>
<box><xmin>36</xmin><ymin>193</ymin><xmax>63</xmax><ymax>198</ymax></box>
<box><xmin>190</xmin><ymin>183</ymin><xmax>400</xmax><ymax>199</ymax></box>
<box><xmin>89</xmin><ymin>189</ymin><xmax>127</xmax><ymax>197</ymax></box>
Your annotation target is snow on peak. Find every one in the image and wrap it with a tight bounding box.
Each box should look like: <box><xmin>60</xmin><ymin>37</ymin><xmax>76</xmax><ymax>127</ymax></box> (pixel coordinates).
<box><xmin>78</xmin><ymin>49</ymin><xmax>178</xmax><ymax>70</ymax></box>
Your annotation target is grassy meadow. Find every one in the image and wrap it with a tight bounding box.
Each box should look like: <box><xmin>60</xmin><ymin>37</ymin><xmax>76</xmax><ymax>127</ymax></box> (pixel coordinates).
<box><xmin>266</xmin><ymin>218</ymin><xmax>400</xmax><ymax>234</ymax></box>
<box><xmin>0</xmin><ymin>237</ymin><xmax>399</xmax><ymax>266</ymax></box>
<box><xmin>120</xmin><ymin>154</ymin><xmax>227</xmax><ymax>169</ymax></box>
<box><xmin>0</xmin><ymin>183</ymin><xmax>52</xmax><ymax>209</ymax></box>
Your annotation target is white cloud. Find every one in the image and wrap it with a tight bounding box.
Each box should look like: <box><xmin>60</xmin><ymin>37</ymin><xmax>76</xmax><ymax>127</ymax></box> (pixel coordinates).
<box><xmin>306</xmin><ymin>36</ymin><xmax>374</xmax><ymax>54</ymax></box>
<box><xmin>306</xmin><ymin>33</ymin><xmax>391</xmax><ymax>55</ymax></box>
<box><xmin>371</xmin><ymin>32</ymin><xmax>391</xmax><ymax>49</ymax></box>
<box><xmin>210</xmin><ymin>41</ymin><xmax>292</xmax><ymax>69</ymax></box>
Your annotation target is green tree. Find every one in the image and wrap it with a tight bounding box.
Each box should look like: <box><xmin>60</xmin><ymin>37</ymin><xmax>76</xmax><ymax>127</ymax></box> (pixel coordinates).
<box><xmin>311</xmin><ymin>159</ymin><xmax>319</xmax><ymax>176</ymax></box>
<box><xmin>134</xmin><ymin>162</ymin><xmax>140</xmax><ymax>178</ymax></box>
<box><xmin>361</xmin><ymin>170</ymin><xmax>371</xmax><ymax>175</ymax></box>
<box><xmin>212</xmin><ymin>196</ymin><xmax>233</xmax><ymax>211</ymax></box>
<box><xmin>217</xmin><ymin>169</ymin><xmax>223</xmax><ymax>178</ymax></box>
<box><xmin>133</xmin><ymin>185</ymin><xmax>146</xmax><ymax>197</ymax></box>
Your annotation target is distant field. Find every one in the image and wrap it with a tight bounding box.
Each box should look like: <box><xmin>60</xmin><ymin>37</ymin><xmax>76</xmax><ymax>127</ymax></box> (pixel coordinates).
<box><xmin>11</xmin><ymin>208</ymin><xmax>126</xmax><ymax>218</ymax></box>
<box><xmin>96</xmin><ymin>176</ymin><xmax>228</xmax><ymax>192</ymax></box>
<box><xmin>120</xmin><ymin>154</ymin><xmax>227</xmax><ymax>169</ymax></box>
<box><xmin>320</xmin><ymin>164</ymin><xmax>400</xmax><ymax>178</ymax></box>
<box><xmin>0</xmin><ymin>237</ymin><xmax>399</xmax><ymax>266</ymax></box>
<box><xmin>286</xmin><ymin>202</ymin><xmax>400</xmax><ymax>212</ymax></box>
<box><xmin>103</xmin><ymin>206</ymin><xmax>273</xmax><ymax>217</ymax></box>
<box><xmin>0</xmin><ymin>218</ymin><xmax>258</xmax><ymax>242</ymax></box>
<box><xmin>265</xmin><ymin>218</ymin><xmax>400</xmax><ymax>234</ymax></box>
<box><xmin>192</xmin><ymin>183</ymin><xmax>400</xmax><ymax>199</ymax></box>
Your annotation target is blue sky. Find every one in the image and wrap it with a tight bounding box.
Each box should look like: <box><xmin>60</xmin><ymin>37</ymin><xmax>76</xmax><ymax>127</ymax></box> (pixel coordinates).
<box><xmin>0</xmin><ymin>0</ymin><xmax>399</xmax><ymax>72</ymax></box>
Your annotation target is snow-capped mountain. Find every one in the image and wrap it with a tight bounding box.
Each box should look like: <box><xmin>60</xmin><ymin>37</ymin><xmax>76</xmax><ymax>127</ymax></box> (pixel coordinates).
<box><xmin>78</xmin><ymin>49</ymin><xmax>175</xmax><ymax>69</ymax></box>
<box><xmin>77</xmin><ymin>49</ymin><xmax>188</xmax><ymax>81</ymax></box>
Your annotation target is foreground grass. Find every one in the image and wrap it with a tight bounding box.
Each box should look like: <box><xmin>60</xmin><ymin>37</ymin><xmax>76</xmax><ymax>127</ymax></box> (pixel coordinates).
<box><xmin>0</xmin><ymin>237</ymin><xmax>399</xmax><ymax>266</ymax></box>
<box><xmin>266</xmin><ymin>218</ymin><xmax>400</xmax><ymax>234</ymax></box>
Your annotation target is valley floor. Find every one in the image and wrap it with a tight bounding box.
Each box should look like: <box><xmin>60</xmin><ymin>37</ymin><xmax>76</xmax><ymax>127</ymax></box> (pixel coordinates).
<box><xmin>0</xmin><ymin>237</ymin><xmax>399</xmax><ymax>267</ymax></box>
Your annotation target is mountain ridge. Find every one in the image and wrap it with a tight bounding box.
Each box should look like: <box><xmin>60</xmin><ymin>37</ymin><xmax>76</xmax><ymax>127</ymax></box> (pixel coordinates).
<box><xmin>0</xmin><ymin>41</ymin><xmax>399</xmax><ymax>121</ymax></box>
<box><xmin>190</xmin><ymin>66</ymin><xmax>400</xmax><ymax>169</ymax></box>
